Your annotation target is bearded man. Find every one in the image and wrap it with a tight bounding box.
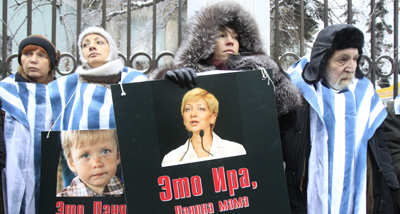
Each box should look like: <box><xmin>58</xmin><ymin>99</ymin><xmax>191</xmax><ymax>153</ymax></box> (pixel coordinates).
<box><xmin>282</xmin><ymin>24</ymin><xmax>399</xmax><ymax>214</ymax></box>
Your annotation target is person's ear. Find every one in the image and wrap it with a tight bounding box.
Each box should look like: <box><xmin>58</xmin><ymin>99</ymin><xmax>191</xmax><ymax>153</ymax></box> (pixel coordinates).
<box><xmin>66</xmin><ymin>158</ymin><xmax>77</xmax><ymax>173</ymax></box>
<box><xmin>210</xmin><ymin>113</ymin><xmax>217</xmax><ymax>124</ymax></box>
<box><xmin>116</xmin><ymin>151</ymin><xmax>121</xmax><ymax>165</ymax></box>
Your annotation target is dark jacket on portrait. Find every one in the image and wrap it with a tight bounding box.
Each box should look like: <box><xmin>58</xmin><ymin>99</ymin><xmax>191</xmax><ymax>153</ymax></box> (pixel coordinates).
<box><xmin>149</xmin><ymin>1</ymin><xmax>302</xmax><ymax>116</ymax></box>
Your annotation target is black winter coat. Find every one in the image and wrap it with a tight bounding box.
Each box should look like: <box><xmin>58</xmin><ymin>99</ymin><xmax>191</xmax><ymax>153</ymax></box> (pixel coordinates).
<box><xmin>0</xmin><ymin>99</ymin><xmax>5</xmax><ymax>171</ymax></box>
<box><xmin>282</xmin><ymin>102</ymin><xmax>399</xmax><ymax>214</ymax></box>
<box><xmin>384</xmin><ymin>101</ymin><xmax>400</xmax><ymax>209</ymax></box>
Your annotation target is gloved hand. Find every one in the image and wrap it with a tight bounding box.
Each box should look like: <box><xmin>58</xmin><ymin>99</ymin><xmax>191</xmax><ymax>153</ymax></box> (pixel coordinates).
<box><xmin>165</xmin><ymin>67</ymin><xmax>197</xmax><ymax>89</ymax></box>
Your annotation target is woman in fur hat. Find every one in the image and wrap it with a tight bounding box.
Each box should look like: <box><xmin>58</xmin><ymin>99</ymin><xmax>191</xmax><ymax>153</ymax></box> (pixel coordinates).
<box><xmin>0</xmin><ymin>35</ymin><xmax>60</xmax><ymax>213</ymax></box>
<box><xmin>49</xmin><ymin>26</ymin><xmax>148</xmax><ymax>131</ymax></box>
<box><xmin>150</xmin><ymin>1</ymin><xmax>302</xmax><ymax>117</ymax></box>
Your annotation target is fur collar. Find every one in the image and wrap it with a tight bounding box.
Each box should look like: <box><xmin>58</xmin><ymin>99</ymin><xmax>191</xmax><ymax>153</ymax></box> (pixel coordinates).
<box><xmin>175</xmin><ymin>1</ymin><xmax>264</xmax><ymax>71</ymax></box>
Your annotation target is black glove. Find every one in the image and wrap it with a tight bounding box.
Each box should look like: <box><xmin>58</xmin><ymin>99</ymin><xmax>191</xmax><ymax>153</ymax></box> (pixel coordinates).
<box><xmin>165</xmin><ymin>67</ymin><xmax>197</xmax><ymax>89</ymax></box>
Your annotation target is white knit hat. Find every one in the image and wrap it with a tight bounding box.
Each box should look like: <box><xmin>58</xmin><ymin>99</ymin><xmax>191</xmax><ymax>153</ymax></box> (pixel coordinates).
<box><xmin>78</xmin><ymin>26</ymin><xmax>118</xmax><ymax>68</ymax></box>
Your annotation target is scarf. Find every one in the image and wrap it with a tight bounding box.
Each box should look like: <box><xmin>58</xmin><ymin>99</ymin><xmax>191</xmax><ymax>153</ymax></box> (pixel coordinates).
<box><xmin>287</xmin><ymin>57</ymin><xmax>387</xmax><ymax>214</ymax></box>
<box><xmin>75</xmin><ymin>59</ymin><xmax>123</xmax><ymax>76</ymax></box>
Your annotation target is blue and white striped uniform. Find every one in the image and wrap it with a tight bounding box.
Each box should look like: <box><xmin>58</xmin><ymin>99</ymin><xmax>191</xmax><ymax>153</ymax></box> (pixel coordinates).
<box><xmin>0</xmin><ymin>74</ymin><xmax>53</xmax><ymax>214</ymax></box>
<box><xmin>394</xmin><ymin>95</ymin><xmax>400</xmax><ymax>115</ymax></box>
<box><xmin>48</xmin><ymin>66</ymin><xmax>147</xmax><ymax>130</ymax></box>
<box><xmin>287</xmin><ymin>57</ymin><xmax>387</xmax><ymax>214</ymax></box>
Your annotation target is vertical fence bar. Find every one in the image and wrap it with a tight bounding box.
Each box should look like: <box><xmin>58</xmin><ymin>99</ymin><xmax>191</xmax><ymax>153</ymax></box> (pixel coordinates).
<box><xmin>127</xmin><ymin>0</ymin><xmax>131</xmax><ymax>62</ymax></box>
<box><xmin>324</xmin><ymin>0</ymin><xmax>328</xmax><ymax>27</ymax></box>
<box><xmin>371</xmin><ymin>0</ymin><xmax>376</xmax><ymax>87</ymax></box>
<box><xmin>27</xmin><ymin>0</ymin><xmax>32</xmax><ymax>35</ymax></box>
<box><xmin>102</xmin><ymin>0</ymin><xmax>106</xmax><ymax>29</ymax></box>
<box><xmin>152</xmin><ymin>0</ymin><xmax>157</xmax><ymax>69</ymax></box>
<box><xmin>52</xmin><ymin>0</ymin><xmax>57</xmax><ymax>45</ymax></box>
<box><xmin>76</xmin><ymin>0</ymin><xmax>82</xmax><ymax>63</ymax></box>
<box><xmin>274</xmin><ymin>0</ymin><xmax>280</xmax><ymax>61</ymax></box>
<box><xmin>394</xmin><ymin>0</ymin><xmax>399</xmax><ymax>97</ymax></box>
<box><xmin>348</xmin><ymin>0</ymin><xmax>353</xmax><ymax>24</ymax></box>
<box><xmin>2</xmin><ymin>0</ymin><xmax>8</xmax><ymax>78</ymax></box>
<box><xmin>300</xmin><ymin>0</ymin><xmax>304</xmax><ymax>56</ymax></box>
<box><xmin>178</xmin><ymin>0</ymin><xmax>182</xmax><ymax>46</ymax></box>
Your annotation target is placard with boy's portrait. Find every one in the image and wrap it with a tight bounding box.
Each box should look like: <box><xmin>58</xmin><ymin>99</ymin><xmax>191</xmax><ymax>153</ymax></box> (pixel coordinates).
<box><xmin>39</xmin><ymin>130</ymin><xmax>126</xmax><ymax>213</ymax></box>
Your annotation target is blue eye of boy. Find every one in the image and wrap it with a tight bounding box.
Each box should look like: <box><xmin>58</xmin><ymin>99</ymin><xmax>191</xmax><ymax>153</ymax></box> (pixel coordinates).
<box><xmin>82</xmin><ymin>153</ymin><xmax>89</xmax><ymax>159</ymax></box>
<box><xmin>102</xmin><ymin>149</ymin><xmax>110</xmax><ymax>155</ymax></box>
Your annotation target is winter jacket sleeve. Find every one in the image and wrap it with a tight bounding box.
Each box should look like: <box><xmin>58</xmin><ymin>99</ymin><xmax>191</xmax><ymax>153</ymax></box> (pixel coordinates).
<box><xmin>372</xmin><ymin>120</ymin><xmax>399</xmax><ymax>213</ymax></box>
<box><xmin>0</xmin><ymin>99</ymin><xmax>5</xmax><ymax>171</ymax></box>
<box><xmin>374</xmin><ymin>122</ymin><xmax>400</xmax><ymax>190</ymax></box>
<box><xmin>384</xmin><ymin>101</ymin><xmax>400</xmax><ymax>185</ymax></box>
<box><xmin>148</xmin><ymin>63</ymin><xmax>179</xmax><ymax>80</ymax></box>
<box><xmin>226</xmin><ymin>54</ymin><xmax>303</xmax><ymax>116</ymax></box>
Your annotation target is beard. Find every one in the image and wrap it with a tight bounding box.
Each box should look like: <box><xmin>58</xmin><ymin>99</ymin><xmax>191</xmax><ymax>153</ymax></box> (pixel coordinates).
<box><xmin>321</xmin><ymin>69</ymin><xmax>355</xmax><ymax>90</ymax></box>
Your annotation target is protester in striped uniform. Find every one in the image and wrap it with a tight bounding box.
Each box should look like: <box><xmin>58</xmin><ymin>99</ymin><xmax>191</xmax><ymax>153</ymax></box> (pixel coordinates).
<box><xmin>383</xmin><ymin>95</ymin><xmax>400</xmax><ymax>209</ymax></box>
<box><xmin>0</xmin><ymin>35</ymin><xmax>60</xmax><ymax>213</ymax></box>
<box><xmin>48</xmin><ymin>26</ymin><xmax>148</xmax><ymax>131</ymax></box>
<box><xmin>282</xmin><ymin>24</ymin><xmax>399</xmax><ymax>213</ymax></box>
<box><xmin>49</xmin><ymin>26</ymin><xmax>148</xmax><ymax>190</ymax></box>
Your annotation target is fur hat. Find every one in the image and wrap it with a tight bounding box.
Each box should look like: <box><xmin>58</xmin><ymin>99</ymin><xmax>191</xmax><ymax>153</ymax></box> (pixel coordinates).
<box><xmin>77</xmin><ymin>26</ymin><xmax>118</xmax><ymax>68</ymax></box>
<box><xmin>303</xmin><ymin>24</ymin><xmax>365</xmax><ymax>84</ymax></box>
<box><xmin>332</xmin><ymin>27</ymin><xmax>364</xmax><ymax>54</ymax></box>
<box><xmin>18</xmin><ymin>34</ymin><xmax>60</xmax><ymax>70</ymax></box>
<box><xmin>174</xmin><ymin>1</ymin><xmax>265</xmax><ymax>72</ymax></box>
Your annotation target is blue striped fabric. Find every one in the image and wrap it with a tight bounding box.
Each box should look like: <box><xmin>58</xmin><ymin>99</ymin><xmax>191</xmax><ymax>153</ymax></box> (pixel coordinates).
<box><xmin>287</xmin><ymin>57</ymin><xmax>387</xmax><ymax>214</ymax></box>
<box><xmin>48</xmin><ymin>66</ymin><xmax>147</xmax><ymax>130</ymax></box>
<box><xmin>395</xmin><ymin>95</ymin><xmax>400</xmax><ymax>115</ymax></box>
<box><xmin>0</xmin><ymin>74</ymin><xmax>53</xmax><ymax>214</ymax></box>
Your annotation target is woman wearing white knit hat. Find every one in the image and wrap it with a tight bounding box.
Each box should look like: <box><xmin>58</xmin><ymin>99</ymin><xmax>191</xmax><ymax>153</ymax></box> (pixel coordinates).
<box><xmin>75</xmin><ymin>26</ymin><xmax>125</xmax><ymax>83</ymax></box>
<box><xmin>48</xmin><ymin>26</ymin><xmax>148</xmax><ymax>189</ymax></box>
<box><xmin>49</xmin><ymin>26</ymin><xmax>148</xmax><ymax>131</ymax></box>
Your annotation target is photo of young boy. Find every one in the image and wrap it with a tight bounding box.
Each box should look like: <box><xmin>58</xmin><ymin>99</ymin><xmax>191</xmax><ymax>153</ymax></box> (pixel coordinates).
<box><xmin>57</xmin><ymin>129</ymin><xmax>123</xmax><ymax>197</ymax></box>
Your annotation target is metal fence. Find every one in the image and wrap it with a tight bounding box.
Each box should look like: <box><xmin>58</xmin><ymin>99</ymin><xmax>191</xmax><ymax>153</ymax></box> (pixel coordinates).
<box><xmin>1</xmin><ymin>0</ymin><xmax>399</xmax><ymax>97</ymax></box>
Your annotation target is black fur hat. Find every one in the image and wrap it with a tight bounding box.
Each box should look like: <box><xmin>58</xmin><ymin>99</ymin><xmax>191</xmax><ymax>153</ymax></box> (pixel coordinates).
<box><xmin>332</xmin><ymin>27</ymin><xmax>364</xmax><ymax>54</ymax></box>
<box><xmin>303</xmin><ymin>24</ymin><xmax>365</xmax><ymax>84</ymax></box>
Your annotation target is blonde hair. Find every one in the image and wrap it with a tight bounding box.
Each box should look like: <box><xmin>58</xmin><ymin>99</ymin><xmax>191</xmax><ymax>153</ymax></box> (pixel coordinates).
<box><xmin>61</xmin><ymin>129</ymin><xmax>118</xmax><ymax>160</ymax></box>
<box><xmin>181</xmin><ymin>88</ymin><xmax>219</xmax><ymax>129</ymax></box>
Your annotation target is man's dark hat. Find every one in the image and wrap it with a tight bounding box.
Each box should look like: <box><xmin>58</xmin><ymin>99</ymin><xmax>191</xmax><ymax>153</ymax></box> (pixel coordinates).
<box><xmin>303</xmin><ymin>24</ymin><xmax>364</xmax><ymax>84</ymax></box>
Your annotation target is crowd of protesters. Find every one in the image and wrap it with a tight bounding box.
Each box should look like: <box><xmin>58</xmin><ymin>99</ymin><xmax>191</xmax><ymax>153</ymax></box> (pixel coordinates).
<box><xmin>0</xmin><ymin>1</ymin><xmax>399</xmax><ymax>213</ymax></box>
